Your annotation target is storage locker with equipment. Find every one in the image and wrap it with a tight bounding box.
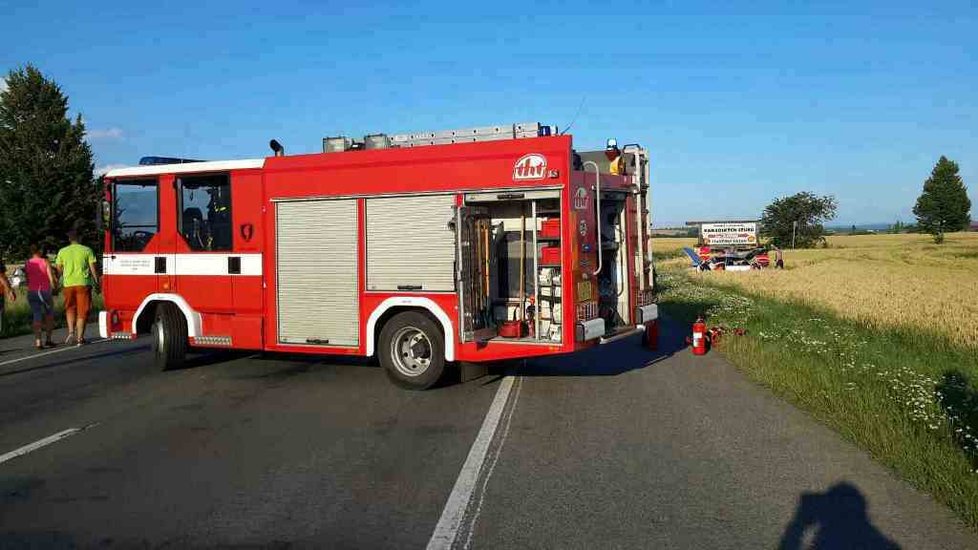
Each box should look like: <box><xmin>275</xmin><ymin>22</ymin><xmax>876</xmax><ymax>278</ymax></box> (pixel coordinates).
<box><xmin>457</xmin><ymin>190</ymin><xmax>563</xmax><ymax>344</ymax></box>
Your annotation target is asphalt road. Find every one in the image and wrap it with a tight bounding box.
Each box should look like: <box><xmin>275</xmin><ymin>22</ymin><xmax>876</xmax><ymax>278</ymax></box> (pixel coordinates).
<box><xmin>0</xmin><ymin>322</ymin><xmax>975</xmax><ymax>548</ymax></box>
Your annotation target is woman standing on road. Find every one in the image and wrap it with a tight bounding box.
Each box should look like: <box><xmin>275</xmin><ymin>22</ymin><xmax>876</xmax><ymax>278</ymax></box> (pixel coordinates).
<box><xmin>25</xmin><ymin>244</ymin><xmax>56</xmax><ymax>349</ymax></box>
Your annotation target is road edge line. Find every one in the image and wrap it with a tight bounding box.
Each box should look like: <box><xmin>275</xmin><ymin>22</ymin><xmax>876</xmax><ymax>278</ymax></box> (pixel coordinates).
<box><xmin>426</xmin><ymin>375</ymin><xmax>517</xmax><ymax>550</ymax></box>
<box><xmin>461</xmin><ymin>376</ymin><xmax>522</xmax><ymax>549</ymax></box>
<box><xmin>0</xmin><ymin>423</ymin><xmax>97</xmax><ymax>466</ymax></box>
<box><xmin>0</xmin><ymin>338</ymin><xmax>109</xmax><ymax>369</ymax></box>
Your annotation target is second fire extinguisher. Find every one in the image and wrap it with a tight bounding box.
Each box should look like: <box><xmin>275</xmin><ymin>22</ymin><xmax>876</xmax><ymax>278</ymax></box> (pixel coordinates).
<box><xmin>691</xmin><ymin>316</ymin><xmax>708</xmax><ymax>355</ymax></box>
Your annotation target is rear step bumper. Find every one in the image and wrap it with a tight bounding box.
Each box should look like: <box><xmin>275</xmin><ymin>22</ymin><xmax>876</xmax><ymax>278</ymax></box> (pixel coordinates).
<box><xmin>636</xmin><ymin>304</ymin><xmax>659</xmax><ymax>324</ymax></box>
<box><xmin>577</xmin><ymin>318</ymin><xmax>606</xmax><ymax>342</ymax></box>
<box><xmin>578</xmin><ymin>304</ymin><xmax>660</xmax><ymax>344</ymax></box>
<box><xmin>599</xmin><ymin>325</ymin><xmax>646</xmax><ymax>345</ymax></box>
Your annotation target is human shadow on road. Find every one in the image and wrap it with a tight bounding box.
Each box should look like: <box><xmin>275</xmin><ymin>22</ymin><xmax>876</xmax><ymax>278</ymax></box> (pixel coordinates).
<box><xmin>505</xmin><ymin>318</ymin><xmax>688</xmax><ymax>378</ymax></box>
<box><xmin>779</xmin><ymin>482</ymin><xmax>899</xmax><ymax>549</ymax></box>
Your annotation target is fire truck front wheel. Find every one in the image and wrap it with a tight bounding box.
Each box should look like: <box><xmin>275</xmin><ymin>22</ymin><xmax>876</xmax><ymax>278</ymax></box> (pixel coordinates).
<box><xmin>152</xmin><ymin>304</ymin><xmax>188</xmax><ymax>371</ymax></box>
<box><xmin>379</xmin><ymin>311</ymin><xmax>445</xmax><ymax>390</ymax></box>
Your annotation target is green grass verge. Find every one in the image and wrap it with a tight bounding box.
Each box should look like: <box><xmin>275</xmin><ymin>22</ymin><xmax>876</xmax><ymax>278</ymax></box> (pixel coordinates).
<box><xmin>657</xmin><ymin>268</ymin><xmax>978</xmax><ymax>530</ymax></box>
<box><xmin>1</xmin><ymin>288</ymin><xmax>104</xmax><ymax>338</ymax></box>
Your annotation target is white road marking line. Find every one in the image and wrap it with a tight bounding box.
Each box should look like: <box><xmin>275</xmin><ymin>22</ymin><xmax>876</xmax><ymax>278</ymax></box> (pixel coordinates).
<box><xmin>0</xmin><ymin>423</ymin><xmax>97</xmax><ymax>466</ymax></box>
<box><xmin>427</xmin><ymin>375</ymin><xmax>519</xmax><ymax>550</ymax></box>
<box><xmin>462</xmin><ymin>377</ymin><xmax>522</xmax><ymax>550</ymax></box>
<box><xmin>0</xmin><ymin>338</ymin><xmax>109</xmax><ymax>369</ymax></box>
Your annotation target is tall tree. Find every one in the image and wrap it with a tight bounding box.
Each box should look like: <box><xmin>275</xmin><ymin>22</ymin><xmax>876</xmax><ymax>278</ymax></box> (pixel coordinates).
<box><xmin>0</xmin><ymin>64</ymin><xmax>97</xmax><ymax>260</ymax></box>
<box><xmin>760</xmin><ymin>192</ymin><xmax>837</xmax><ymax>248</ymax></box>
<box><xmin>913</xmin><ymin>156</ymin><xmax>971</xmax><ymax>244</ymax></box>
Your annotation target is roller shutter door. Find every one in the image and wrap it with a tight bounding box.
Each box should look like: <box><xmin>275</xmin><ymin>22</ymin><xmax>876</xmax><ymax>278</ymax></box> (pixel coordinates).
<box><xmin>276</xmin><ymin>199</ymin><xmax>359</xmax><ymax>346</ymax></box>
<box><xmin>366</xmin><ymin>195</ymin><xmax>456</xmax><ymax>291</ymax></box>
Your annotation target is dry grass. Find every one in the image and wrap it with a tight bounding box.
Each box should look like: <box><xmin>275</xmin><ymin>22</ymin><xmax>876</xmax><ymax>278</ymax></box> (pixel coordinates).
<box><xmin>650</xmin><ymin>237</ymin><xmax>697</xmax><ymax>255</ymax></box>
<box><xmin>682</xmin><ymin>232</ymin><xmax>978</xmax><ymax>348</ymax></box>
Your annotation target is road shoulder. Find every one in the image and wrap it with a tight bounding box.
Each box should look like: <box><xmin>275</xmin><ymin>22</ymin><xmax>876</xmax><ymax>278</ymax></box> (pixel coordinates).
<box><xmin>471</xmin><ymin>322</ymin><xmax>977</xmax><ymax>548</ymax></box>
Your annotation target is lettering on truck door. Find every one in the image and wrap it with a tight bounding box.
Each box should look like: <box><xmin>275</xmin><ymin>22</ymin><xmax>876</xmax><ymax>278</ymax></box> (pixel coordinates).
<box><xmin>103</xmin><ymin>177</ymin><xmax>161</xmax><ymax>313</ymax></box>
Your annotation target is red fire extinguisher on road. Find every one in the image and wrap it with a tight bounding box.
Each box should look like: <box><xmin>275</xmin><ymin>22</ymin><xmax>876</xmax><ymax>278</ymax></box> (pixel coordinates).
<box><xmin>691</xmin><ymin>316</ymin><xmax>708</xmax><ymax>355</ymax></box>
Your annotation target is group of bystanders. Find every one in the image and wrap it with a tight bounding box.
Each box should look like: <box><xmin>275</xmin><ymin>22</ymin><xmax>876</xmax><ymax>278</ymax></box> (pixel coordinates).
<box><xmin>0</xmin><ymin>230</ymin><xmax>99</xmax><ymax>349</ymax></box>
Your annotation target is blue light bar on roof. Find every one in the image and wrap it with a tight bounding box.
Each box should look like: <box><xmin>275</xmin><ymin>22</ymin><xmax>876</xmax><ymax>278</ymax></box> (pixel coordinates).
<box><xmin>138</xmin><ymin>156</ymin><xmax>206</xmax><ymax>166</ymax></box>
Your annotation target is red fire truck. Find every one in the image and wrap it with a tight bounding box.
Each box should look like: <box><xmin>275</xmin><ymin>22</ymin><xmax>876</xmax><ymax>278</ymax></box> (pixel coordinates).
<box><xmin>101</xmin><ymin>122</ymin><xmax>658</xmax><ymax>389</ymax></box>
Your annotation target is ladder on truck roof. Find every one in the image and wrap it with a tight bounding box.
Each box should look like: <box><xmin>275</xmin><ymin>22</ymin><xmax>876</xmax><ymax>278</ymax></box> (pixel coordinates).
<box><xmin>323</xmin><ymin>122</ymin><xmax>554</xmax><ymax>152</ymax></box>
<box><xmin>390</xmin><ymin>122</ymin><xmax>551</xmax><ymax>147</ymax></box>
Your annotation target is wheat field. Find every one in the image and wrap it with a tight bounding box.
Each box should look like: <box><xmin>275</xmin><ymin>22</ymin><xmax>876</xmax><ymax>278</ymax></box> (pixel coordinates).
<box><xmin>654</xmin><ymin>233</ymin><xmax>978</xmax><ymax>348</ymax></box>
<box><xmin>650</xmin><ymin>237</ymin><xmax>697</xmax><ymax>256</ymax></box>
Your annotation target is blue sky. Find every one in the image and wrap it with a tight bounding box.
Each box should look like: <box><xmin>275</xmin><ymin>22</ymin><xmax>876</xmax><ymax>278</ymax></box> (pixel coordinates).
<box><xmin>2</xmin><ymin>1</ymin><xmax>975</xmax><ymax>226</ymax></box>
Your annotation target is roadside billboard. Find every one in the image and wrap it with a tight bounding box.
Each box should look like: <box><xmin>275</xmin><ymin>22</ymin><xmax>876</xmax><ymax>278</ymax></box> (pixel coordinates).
<box><xmin>701</xmin><ymin>222</ymin><xmax>758</xmax><ymax>246</ymax></box>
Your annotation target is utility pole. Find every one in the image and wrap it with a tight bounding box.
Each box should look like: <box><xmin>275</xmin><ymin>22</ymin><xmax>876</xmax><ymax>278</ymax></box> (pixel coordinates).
<box><xmin>791</xmin><ymin>221</ymin><xmax>798</xmax><ymax>249</ymax></box>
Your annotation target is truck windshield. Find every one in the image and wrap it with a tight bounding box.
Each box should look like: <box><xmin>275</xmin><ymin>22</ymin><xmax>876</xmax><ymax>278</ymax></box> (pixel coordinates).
<box><xmin>112</xmin><ymin>179</ymin><xmax>158</xmax><ymax>252</ymax></box>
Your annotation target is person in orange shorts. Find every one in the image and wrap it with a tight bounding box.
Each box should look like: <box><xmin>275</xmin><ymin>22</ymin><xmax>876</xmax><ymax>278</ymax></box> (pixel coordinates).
<box><xmin>55</xmin><ymin>229</ymin><xmax>99</xmax><ymax>346</ymax></box>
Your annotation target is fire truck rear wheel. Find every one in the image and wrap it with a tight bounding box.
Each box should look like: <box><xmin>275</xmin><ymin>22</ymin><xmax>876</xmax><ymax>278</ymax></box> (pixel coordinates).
<box><xmin>379</xmin><ymin>311</ymin><xmax>445</xmax><ymax>390</ymax></box>
<box><xmin>152</xmin><ymin>304</ymin><xmax>188</xmax><ymax>371</ymax></box>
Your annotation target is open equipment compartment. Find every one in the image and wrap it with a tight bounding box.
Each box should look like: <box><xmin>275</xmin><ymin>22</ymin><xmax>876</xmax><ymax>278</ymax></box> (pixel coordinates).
<box><xmin>596</xmin><ymin>190</ymin><xmax>632</xmax><ymax>335</ymax></box>
<box><xmin>576</xmin><ymin>141</ymin><xmax>655</xmax><ymax>342</ymax></box>
<box><xmin>459</xmin><ymin>189</ymin><xmax>563</xmax><ymax>344</ymax></box>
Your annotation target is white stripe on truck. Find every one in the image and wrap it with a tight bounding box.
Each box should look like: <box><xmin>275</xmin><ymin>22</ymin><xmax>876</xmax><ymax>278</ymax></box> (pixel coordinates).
<box><xmin>104</xmin><ymin>158</ymin><xmax>265</xmax><ymax>178</ymax></box>
<box><xmin>103</xmin><ymin>254</ymin><xmax>263</xmax><ymax>276</ymax></box>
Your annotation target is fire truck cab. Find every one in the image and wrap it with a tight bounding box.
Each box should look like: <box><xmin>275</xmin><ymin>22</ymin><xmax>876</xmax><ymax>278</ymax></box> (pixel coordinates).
<box><xmin>101</xmin><ymin>122</ymin><xmax>658</xmax><ymax>389</ymax></box>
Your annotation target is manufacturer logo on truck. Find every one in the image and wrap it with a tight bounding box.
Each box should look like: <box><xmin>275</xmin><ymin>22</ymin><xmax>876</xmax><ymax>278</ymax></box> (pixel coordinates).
<box><xmin>573</xmin><ymin>187</ymin><xmax>590</xmax><ymax>210</ymax></box>
<box><xmin>512</xmin><ymin>154</ymin><xmax>547</xmax><ymax>180</ymax></box>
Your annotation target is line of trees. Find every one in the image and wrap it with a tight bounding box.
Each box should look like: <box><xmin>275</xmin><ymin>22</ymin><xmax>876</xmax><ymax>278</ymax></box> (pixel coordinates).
<box><xmin>760</xmin><ymin>157</ymin><xmax>971</xmax><ymax>248</ymax></box>
<box><xmin>0</xmin><ymin>64</ymin><xmax>99</xmax><ymax>262</ymax></box>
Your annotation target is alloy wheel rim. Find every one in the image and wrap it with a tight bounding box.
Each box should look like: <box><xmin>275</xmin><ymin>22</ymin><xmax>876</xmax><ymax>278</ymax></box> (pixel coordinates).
<box><xmin>390</xmin><ymin>326</ymin><xmax>432</xmax><ymax>377</ymax></box>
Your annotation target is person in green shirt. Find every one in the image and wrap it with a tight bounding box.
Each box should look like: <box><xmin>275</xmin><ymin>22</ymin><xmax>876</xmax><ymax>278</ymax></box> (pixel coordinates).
<box><xmin>55</xmin><ymin>230</ymin><xmax>99</xmax><ymax>345</ymax></box>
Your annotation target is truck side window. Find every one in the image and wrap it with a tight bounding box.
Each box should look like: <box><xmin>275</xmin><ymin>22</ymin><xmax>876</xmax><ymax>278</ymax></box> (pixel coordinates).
<box><xmin>177</xmin><ymin>174</ymin><xmax>232</xmax><ymax>251</ymax></box>
<box><xmin>113</xmin><ymin>179</ymin><xmax>158</xmax><ymax>252</ymax></box>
